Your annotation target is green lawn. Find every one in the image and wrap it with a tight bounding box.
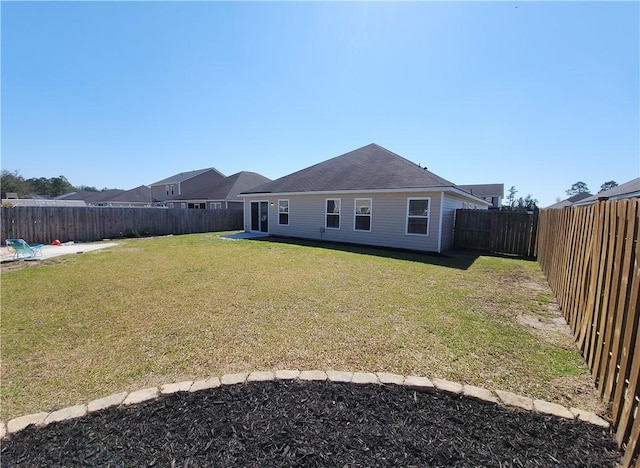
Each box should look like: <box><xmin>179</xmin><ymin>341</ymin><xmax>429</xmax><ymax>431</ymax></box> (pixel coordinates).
<box><xmin>0</xmin><ymin>232</ymin><xmax>602</xmax><ymax>421</ymax></box>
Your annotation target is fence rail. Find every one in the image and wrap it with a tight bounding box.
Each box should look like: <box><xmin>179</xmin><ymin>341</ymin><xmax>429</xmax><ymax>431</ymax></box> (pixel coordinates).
<box><xmin>454</xmin><ymin>209</ymin><xmax>538</xmax><ymax>257</ymax></box>
<box><xmin>537</xmin><ymin>199</ymin><xmax>640</xmax><ymax>467</ymax></box>
<box><xmin>1</xmin><ymin>206</ymin><xmax>243</xmax><ymax>245</ymax></box>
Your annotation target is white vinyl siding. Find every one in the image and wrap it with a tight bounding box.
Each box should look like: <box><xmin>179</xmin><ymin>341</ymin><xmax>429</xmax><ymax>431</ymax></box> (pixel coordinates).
<box><xmin>244</xmin><ymin>192</ymin><xmax>443</xmax><ymax>252</ymax></box>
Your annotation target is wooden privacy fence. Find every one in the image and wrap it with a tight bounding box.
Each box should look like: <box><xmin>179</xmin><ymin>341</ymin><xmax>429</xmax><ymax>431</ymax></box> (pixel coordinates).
<box><xmin>1</xmin><ymin>206</ymin><xmax>244</xmax><ymax>245</ymax></box>
<box><xmin>454</xmin><ymin>209</ymin><xmax>538</xmax><ymax>257</ymax></box>
<box><xmin>537</xmin><ymin>199</ymin><xmax>640</xmax><ymax>467</ymax></box>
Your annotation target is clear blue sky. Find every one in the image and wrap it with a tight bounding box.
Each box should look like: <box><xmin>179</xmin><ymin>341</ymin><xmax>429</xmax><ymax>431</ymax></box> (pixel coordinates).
<box><xmin>2</xmin><ymin>1</ymin><xmax>638</xmax><ymax>207</ymax></box>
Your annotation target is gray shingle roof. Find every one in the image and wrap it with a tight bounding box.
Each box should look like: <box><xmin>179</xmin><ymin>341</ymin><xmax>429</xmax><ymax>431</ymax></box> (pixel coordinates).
<box><xmin>182</xmin><ymin>172</ymin><xmax>271</xmax><ymax>200</ymax></box>
<box><xmin>573</xmin><ymin>177</ymin><xmax>640</xmax><ymax>206</ymax></box>
<box><xmin>109</xmin><ymin>185</ymin><xmax>152</xmax><ymax>203</ymax></box>
<box><xmin>150</xmin><ymin>168</ymin><xmax>225</xmax><ymax>186</ymax></box>
<box><xmin>545</xmin><ymin>192</ymin><xmax>593</xmax><ymax>209</ymax></box>
<box><xmin>241</xmin><ymin>144</ymin><xmax>456</xmax><ymax>194</ymax></box>
<box><xmin>56</xmin><ymin>189</ymin><xmax>125</xmax><ymax>202</ymax></box>
<box><xmin>56</xmin><ymin>186</ymin><xmax>151</xmax><ymax>204</ymax></box>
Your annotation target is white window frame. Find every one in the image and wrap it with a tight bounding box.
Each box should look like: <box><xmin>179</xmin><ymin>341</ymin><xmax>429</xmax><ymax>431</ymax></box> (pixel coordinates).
<box><xmin>325</xmin><ymin>198</ymin><xmax>341</xmax><ymax>230</ymax></box>
<box><xmin>210</xmin><ymin>202</ymin><xmax>222</xmax><ymax>209</ymax></box>
<box><xmin>406</xmin><ymin>197</ymin><xmax>430</xmax><ymax>236</ymax></box>
<box><xmin>278</xmin><ymin>199</ymin><xmax>289</xmax><ymax>226</ymax></box>
<box><xmin>353</xmin><ymin>198</ymin><xmax>372</xmax><ymax>232</ymax></box>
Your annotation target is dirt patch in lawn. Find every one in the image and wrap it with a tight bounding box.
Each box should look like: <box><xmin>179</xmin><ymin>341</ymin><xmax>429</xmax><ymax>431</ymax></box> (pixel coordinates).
<box><xmin>0</xmin><ymin>381</ymin><xmax>619</xmax><ymax>467</ymax></box>
<box><xmin>517</xmin><ymin>314</ymin><xmax>572</xmax><ymax>335</ymax></box>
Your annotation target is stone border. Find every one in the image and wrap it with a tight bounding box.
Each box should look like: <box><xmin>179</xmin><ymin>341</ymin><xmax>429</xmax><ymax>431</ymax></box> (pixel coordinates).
<box><xmin>0</xmin><ymin>370</ymin><xmax>610</xmax><ymax>439</ymax></box>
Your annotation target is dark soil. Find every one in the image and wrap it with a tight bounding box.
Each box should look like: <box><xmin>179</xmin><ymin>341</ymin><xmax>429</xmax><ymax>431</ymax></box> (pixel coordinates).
<box><xmin>0</xmin><ymin>381</ymin><xmax>620</xmax><ymax>467</ymax></box>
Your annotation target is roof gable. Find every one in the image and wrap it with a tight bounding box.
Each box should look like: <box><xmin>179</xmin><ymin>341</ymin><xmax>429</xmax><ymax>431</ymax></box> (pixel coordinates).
<box><xmin>243</xmin><ymin>144</ymin><xmax>455</xmax><ymax>194</ymax></box>
<box><xmin>150</xmin><ymin>168</ymin><xmax>225</xmax><ymax>186</ymax></box>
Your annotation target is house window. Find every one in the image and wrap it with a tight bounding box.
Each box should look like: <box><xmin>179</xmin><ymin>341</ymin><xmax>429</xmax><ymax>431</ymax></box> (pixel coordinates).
<box><xmin>354</xmin><ymin>198</ymin><xmax>371</xmax><ymax>231</ymax></box>
<box><xmin>165</xmin><ymin>185</ymin><xmax>170</xmax><ymax>196</ymax></box>
<box><xmin>278</xmin><ymin>199</ymin><xmax>289</xmax><ymax>225</ymax></box>
<box><xmin>406</xmin><ymin>198</ymin><xmax>430</xmax><ymax>235</ymax></box>
<box><xmin>188</xmin><ymin>203</ymin><xmax>205</xmax><ymax>209</ymax></box>
<box><xmin>326</xmin><ymin>199</ymin><xmax>341</xmax><ymax>229</ymax></box>
<box><xmin>210</xmin><ymin>202</ymin><xmax>222</xmax><ymax>209</ymax></box>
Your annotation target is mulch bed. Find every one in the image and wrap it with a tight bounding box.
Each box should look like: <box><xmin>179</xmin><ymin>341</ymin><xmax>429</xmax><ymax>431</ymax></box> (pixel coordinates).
<box><xmin>1</xmin><ymin>380</ymin><xmax>620</xmax><ymax>467</ymax></box>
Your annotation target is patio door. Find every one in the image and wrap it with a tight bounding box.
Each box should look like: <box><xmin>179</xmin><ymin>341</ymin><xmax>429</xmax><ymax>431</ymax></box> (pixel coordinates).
<box><xmin>250</xmin><ymin>201</ymin><xmax>269</xmax><ymax>233</ymax></box>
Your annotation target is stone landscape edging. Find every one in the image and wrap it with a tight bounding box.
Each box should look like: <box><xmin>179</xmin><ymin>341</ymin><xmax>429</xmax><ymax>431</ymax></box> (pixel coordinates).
<box><xmin>0</xmin><ymin>369</ymin><xmax>610</xmax><ymax>440</ymax></box>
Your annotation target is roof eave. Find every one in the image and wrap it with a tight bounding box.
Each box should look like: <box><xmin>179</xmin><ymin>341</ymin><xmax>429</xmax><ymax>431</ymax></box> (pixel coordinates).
<box><xmin>239</xmin><ymin>186</ymin><xmax>491</xmax><ymax>205</ymax></box>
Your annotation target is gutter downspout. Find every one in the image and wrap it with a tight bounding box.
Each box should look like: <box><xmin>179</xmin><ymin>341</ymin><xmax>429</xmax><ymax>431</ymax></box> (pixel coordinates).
<box><xmin>437</xmin><ymin>192</ymin><xmax>444</xmax><ymax>253</ymax></box>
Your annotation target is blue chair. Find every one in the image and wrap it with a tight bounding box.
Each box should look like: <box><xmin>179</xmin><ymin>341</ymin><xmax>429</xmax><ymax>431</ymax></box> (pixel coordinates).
<box><xmin>6</xmin><ymin>239</ymin><xmax>45</xmax><ymax>260</ymax></box>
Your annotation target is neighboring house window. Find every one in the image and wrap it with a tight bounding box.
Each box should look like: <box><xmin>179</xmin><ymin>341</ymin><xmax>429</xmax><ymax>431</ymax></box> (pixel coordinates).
<box><xmin>168</xmin><ymin>202</ymin><xmax>175</xmax><ymax>208</ymax></box>
<box><xmin>210</xmin><ymin>202</ymin><xmax>222</xmax><ymax>209</ymax></box>
<box><xmin>165</xmin><ymin>185</ymin><xmax>170</xmax><ymax>196</ymax></box>
<box><xmin>180</xmin><ymin>203</ymin><xmax>186</xmax><ymax>209</ymax></box>
<box><xmin>170</xmin><ymin>185</ymin><xmax>175</xmax><ymax>195</ymax></box>
<box><xmin>326</xmin><ymin>199</ymin><xmax>341</xmax><ymax>229</ymax></box>
<box><xmin>278</xmin><ymin>199</ymin><xmax>289</xmax><ymax>225</ymax></box>
<box><xmin>188</xmin><ymin>203</ymin><xmax>205</xmax><ymax>209</ymax></box>
<box><xmin>354</xmin><ymin>198</ymin><xmax>372</xmax><ymax>231</ymax></box>
<box><xmin>406</xmin><ymin>198</ymin><xmax>430</xmax><ymax>235</ymax></box>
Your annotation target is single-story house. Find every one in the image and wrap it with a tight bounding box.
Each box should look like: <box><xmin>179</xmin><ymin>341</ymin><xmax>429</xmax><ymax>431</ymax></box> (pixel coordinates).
<box><xmin>572</xmin><ymin>177</ymin><xmax>640</xmax><ymax>206</ymax></box>
<box><xmin>239</xmin><ymin>143</ymin><xmax>491</xmax><ymax>253</ymax></box>
<box><xmin>165</xmin><ymin>171</ymin><xmax>271</xmax><ymax>209</ymax></box>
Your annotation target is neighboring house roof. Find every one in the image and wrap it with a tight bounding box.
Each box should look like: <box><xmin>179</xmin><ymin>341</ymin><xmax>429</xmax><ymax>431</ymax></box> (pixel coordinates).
<box><xmin>1</xmin><ymin>198</ymin><xmax>87</xmax><ymax>207</ymax></box>
<box><xmin>109</xmin><ymin>185</ymin><xmax>152</xmax><ymax>203</ymax></box>
<box><xmin>56</xmin><ymin>189</ymin><xmax>125</xmax><ymax>203</ymax></box>
<box><xmin>56</xmin><ymin>186</ymin><xmax>152</xmax><ymax>205</ymax></box>
<box><xmin>149</xmin><ymin>168</ymin><xmax>225</xmax><ymax>187</ymax></box>
<box><xmin>241</xmin><ymin>143</ymin><xmax>481</xmax><ymax>200</ymax></box>
<box><xmin>545</xmin><ymin>192</ymin><xmax>592</xmax><ymax>209</ymax></box>
<box><xmin>182</xmin><ymin>172</ymin><xmax>272</xmax><ymax>201</ymax></box>
<box><xmin>458</xmin><ymin>184</ymin><xmax>504</xmax><ymax>198</ymax></box>
<box><xmin>573</xmin><ymin>178</ymin><xmax>640</xmax><ymax>206</ymax></box>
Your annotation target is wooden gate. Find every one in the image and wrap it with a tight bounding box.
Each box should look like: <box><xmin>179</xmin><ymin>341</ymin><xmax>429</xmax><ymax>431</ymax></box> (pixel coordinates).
<box><xmin>454</xmin><ymin>209</ymin><xmax>538</xmax><ymax>257</ymax></box>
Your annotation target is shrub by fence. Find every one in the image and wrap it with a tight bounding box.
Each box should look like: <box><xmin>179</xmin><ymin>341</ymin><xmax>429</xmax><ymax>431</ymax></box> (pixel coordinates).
<box><xmin>537</xmin><ymin>199</ymin><xmax>640</xmax><ymax>467</ymax></box>
<box><xmin>454</xmin><ymin>209</ymin><xmax>538</xmax><ymax>257</ymax></box>
<box><xmin>1</xmin><ymin>206</ymin><xmax>244</xmax><ymax>245</ymax></box>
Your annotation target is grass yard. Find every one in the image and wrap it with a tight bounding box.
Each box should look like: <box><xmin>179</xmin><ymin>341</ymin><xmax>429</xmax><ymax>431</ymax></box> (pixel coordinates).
<box><xmin>0</xmin><ymin>232</ymin><xmax>604</xmax><ymax>421</ymax></box>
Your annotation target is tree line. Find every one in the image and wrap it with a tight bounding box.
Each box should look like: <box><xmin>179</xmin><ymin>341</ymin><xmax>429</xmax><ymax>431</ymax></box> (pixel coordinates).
<box><xmin>1</xmin><ymin>170</ymin><xmax>112</xmax><ymax>199</ymax></box>
<box><xmin>503</xmin><ymin>180</ymin><xmax>618</xmax><ymax>211</ymax></box>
